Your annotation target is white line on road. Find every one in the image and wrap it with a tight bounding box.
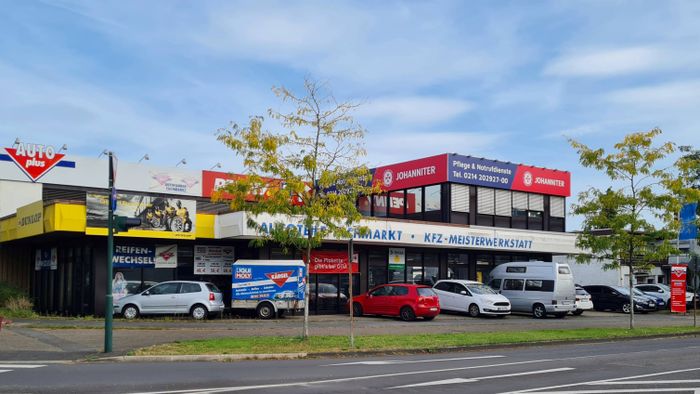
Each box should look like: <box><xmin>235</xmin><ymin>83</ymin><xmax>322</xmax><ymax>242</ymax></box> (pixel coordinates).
<box><xmin>0</xmin><ymin>370</ymin><xmax>10</xmax><ymax>374</ymax></box>
<box><xmin>389</xmin><ymin>367</ymin><xmax>575</xmax><ymax>389</ymax></box>
<box><xmin>592</xmin><ymin>380</ymin><xmax>700</xmax><ymax>385</ymax></box>
<box><xmin>503</xmin><ymin>367</ymin><xmax>700</xmax><ymax>394</ymax></box>
<box><xmin>526</xmin><ymin>389</ymin><xmax>699</xmax><ymax>393</ymax></box>
<box><xmin>322</xmin><ymin>355</ymin><xmax>505</xmax><ymax>366</ymax></box>
<box><xmin>0</xmin><ymin>364</ymin><xmax>46</xmax><ymax>369</ymax></box>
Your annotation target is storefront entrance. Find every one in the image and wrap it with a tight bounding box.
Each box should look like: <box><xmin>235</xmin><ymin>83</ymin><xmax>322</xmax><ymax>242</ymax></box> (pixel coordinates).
<box><xmin>309</xmin><ymin>273</ymin><xmax>360</xmax><ymax>314</ymax></box>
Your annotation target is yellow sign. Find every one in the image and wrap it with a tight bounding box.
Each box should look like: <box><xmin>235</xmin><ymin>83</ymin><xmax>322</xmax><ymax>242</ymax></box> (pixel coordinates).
<box><xmin>16</xmin><ymin>200</ymin><xmax>44</xmax><ymax>239</ymax></box>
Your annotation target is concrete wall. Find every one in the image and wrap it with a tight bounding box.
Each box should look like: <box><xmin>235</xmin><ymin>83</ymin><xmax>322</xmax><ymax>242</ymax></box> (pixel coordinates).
<box><xmin>553</xmin><ymin>255</ymin><xmax>630</xmax><ymax>286</ymax></box>
<box><xmin>0</xmin><ymin>180</ymin><xmax>41</xmax><ymax>218</ymax></box>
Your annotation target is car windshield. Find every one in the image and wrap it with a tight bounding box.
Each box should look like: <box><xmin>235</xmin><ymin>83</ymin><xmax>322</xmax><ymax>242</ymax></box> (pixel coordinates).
<box><xmin>632</xmin><ymin>288</ymin><xmax>650</xmax><ymax>297</ymax></box>
<box><xmin>575</xmin><ymin>287</ymin><xmax>589</xmax><ymax>296</ymax></box>
<box><xmin>467</xmin><ymin>284</ymin><xmax>497</xmax><ymax>295</ymax></box>
<box><xmin>612</xmin><ymin>286</ymin><xmax>631</xmax><ymax>295</ymax></box>
<box><xmin>417</xmin><ymin>288</ymin><xmax>436</xmax><ymax>297</ymax></box>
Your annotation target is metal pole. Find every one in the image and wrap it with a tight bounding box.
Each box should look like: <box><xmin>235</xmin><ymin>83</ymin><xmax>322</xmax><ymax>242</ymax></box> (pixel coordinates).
<box><xmin>104</xmin><ymin>152</ymin><xmax>114</xmax><ymax>353</ymax></box>
<box><xmin>348</xmin><ymin>238</ymin><xmax>355</xmax><ymax>349</ymax></box>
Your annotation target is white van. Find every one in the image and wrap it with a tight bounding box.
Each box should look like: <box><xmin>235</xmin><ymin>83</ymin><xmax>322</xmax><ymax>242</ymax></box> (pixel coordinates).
<box><xmin>487</xmin><ymin>261</ymin><xmax>576</xmax><ymax>318</ymax></box>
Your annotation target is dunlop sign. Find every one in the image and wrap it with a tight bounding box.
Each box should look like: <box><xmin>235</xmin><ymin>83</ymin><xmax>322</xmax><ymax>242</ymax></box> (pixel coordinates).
<box><xmin>16</xmin><ymin>200</ymin><xmax>44</xmax><ymax>239</ymax></box>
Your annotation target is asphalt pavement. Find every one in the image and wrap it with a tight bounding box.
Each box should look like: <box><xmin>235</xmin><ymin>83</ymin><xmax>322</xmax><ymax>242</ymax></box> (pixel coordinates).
<box><xmin>0</xmin><ymin>336</ymin><xmax>698</xmax><ymax>393</ymax></box>
<box><xmin>0</xmin><ymin>310</ymin><xmax>697</xmax><ymax>362</ymax></box>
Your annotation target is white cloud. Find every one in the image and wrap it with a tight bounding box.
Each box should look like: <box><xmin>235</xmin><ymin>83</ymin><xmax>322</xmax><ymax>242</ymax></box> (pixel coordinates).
<box><xmin>604</xmin><ymin>79</ymin><xmax>700</xmax><ymax>109</ymax></box>
<box><xmin>357</xmin><ymin>96</ymin><xmax>474</xmax><ymax>125</ymax></box>
<box><xmin>543</xmin><ymin>46</ymin><xmax>700</xmax><ymax>77</ymax></box>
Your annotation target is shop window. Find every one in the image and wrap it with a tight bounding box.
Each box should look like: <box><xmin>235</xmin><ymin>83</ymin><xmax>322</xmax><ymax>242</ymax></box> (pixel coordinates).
<box><xmin>368</xmin><ymin>251</ymin><xmax>387</xmax><ymax>289</ymax></box>
<box><xmin>512</xmin><ymin>209</ymin><xmax>527</xmax><ymax>229</ymax></box>
<box><xmin>528</xmin><ymin>211</ymin><xmax>543</xmax><ymax>230</ymax></box>
<box><xmin>424</xmin><ymin>185</ymin><xmax>443</xmax><ymax>222</ymax></box>
<box><xmin>373</xmin><ymin>194</ymin><xmax>388</xmax><ymax>217</ymax></box>
<box><xmin>447</xmin><ymin>253</ymin><xmax>469</xmax><ymax>280</ymax></box>
<box><xmin>476</xmin><ymin>254</ymin><xmax>493</xmax><ymax>283</ymax></box>
<box><xmin>358</xmin><ymin>195</ymin><xmax>371</xmax><ymax>216</ymax></box>
<box><xmin>388</xmin><ymin>190</ymin><xmax>405</xmax><ymax>219</ymax></box>
<box><xmin>423</xmin><ymin>253</ymin><xmax>439</xmax><ymax>286</ymax></box>
<box><xmin>407</xmin><ymin>252</ymin><xmax>422</xmax><ymax>284</ymax></box>
<box><xmin>406</xmin><ymin>188</ymin><xmax>422</xmax><ymax>220</ymax></box>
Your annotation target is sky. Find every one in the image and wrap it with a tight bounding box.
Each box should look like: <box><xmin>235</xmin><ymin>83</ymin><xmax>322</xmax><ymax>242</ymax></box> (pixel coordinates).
<box><xmin>1</xmin><ymin>0</ymin><xmax>699</xmax><ymax>231</ymax></box>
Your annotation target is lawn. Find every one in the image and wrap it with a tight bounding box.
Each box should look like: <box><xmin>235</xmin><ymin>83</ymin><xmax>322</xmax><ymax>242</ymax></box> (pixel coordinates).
<box><xmin>131</xmin><ymin>326</ymin><xmax>700</xmax><ymax>356</ymax></box>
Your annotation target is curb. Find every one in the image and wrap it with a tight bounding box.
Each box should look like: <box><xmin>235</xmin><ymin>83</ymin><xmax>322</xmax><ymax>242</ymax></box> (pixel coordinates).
<box><xmin>97</xmin><ymin>352</ymin><xmax>308</xmax><ymax>362</ymax></box>
<box><xmin>94</xmin><ymin>331</ymin><xmax>698</xmax><ymax>363</ymax></box>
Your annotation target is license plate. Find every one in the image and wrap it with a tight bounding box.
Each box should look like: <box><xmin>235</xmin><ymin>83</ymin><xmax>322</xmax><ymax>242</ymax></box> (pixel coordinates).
<box><xmin>430</xmin><ymin>307</ymin><xmax>438</xmax><ymax>311</ymax></box>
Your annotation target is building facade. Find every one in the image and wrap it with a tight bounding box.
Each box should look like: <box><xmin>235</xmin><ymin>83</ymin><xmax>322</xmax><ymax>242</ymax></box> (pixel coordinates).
<box><xmin>1</xmin><ymin>142</ymin><xmax>579</xmax><ymax>316</ymax></box>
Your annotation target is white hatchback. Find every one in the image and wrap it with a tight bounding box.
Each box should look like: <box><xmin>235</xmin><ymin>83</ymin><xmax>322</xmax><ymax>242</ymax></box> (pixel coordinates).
<box><xmin>433</xmin><ymin>279</ymin><xmax>511</xmax><ymax>317</ymax></box>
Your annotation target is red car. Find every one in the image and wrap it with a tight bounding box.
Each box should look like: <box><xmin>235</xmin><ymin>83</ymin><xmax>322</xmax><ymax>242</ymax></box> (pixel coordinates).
<box><xmin>350</xmin><ymin>284</ymin><xmax>440</xmax><ymax>321</ymax></box>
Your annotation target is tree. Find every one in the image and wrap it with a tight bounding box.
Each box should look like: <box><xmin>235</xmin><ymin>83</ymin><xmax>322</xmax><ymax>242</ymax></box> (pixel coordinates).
<box><xmin>569</xmin><ymin>129</ymin><xmax>684</xmax><ymax>329</ymax></box>
<box><xmin>216</xmin><ymin>78</ymin><xmax>378</xmax><ymax>339</ymax></box>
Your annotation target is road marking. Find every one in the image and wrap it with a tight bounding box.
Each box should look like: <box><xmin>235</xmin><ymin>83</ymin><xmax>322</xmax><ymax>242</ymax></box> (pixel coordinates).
<box><xmin>0</xmin><ymin>370</ymin><xmax>10</xmax><ymax>374</ymax></box>
<box><xmin>528</xmin><ymin>389</ymin><xmax>699</xmax><ymax>393</ymax></box>
<box><xmin>130</xmin><ymin>358</ymin><xmax>559</xmax><ymax>394</ymax></box>
<box><xmin>593</xmin><ymin>380</ymin><xmax>700</xmax><ymax>385</ymax></box>
<box><xmin>503</xmin><ymin>367</ymin><xmax>700</xmax><ymax>393</ymax></box>
<box><xmin>0</xmin><ymin>364</ymin><xmax>46</xmax><ymax>368</ymax></box>
<box><xmin>323</xmin><ymin>355</ymin><xmax>505</xmax><ymax>366</ymax></box>
<box><xmin>389</xmin><ymin>367</ymin><xmax>575</xmax><ymax>389</ymax></box>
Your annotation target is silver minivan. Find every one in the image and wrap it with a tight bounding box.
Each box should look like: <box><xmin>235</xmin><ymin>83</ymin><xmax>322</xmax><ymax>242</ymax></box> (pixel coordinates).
<box><xmin>487</xmin><ymin>261</ymin><xmax>576</xmax><ymax>318</ymax></box>
<box><xmin>114</xmin><ymin>281</ymin><xmax>225</xmax><ymax>320</ymax></box>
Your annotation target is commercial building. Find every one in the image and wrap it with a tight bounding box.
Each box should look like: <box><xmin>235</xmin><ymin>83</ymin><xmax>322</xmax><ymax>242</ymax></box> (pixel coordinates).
<box><xmin>1</xmin><ymin>142</ymin><xmax>579</xmax><ymax>316</ymax></box>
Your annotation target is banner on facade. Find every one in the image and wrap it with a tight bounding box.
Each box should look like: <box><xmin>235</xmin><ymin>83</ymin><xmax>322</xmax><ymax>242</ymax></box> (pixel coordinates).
<box><xmin>670</xmin><ymin>264</ymin><xmax>687</xmax><ymax>313</ymax></box>
<box><xmin>112</xmin><ymin>244</ymin><xmax>178</xmax><ymax>268</ymax></box>
<box><xmin>35</xmin><ymin>247</ymin><xmax>57</xmax><ymax>271</ymax></box>
<box><xmin>388</xmin><ymin>248</ymin><xmax>406</xmax><ymax>270</ymax></box>
<box><xmin>16</xmin><ymin>200</ymin><xmax>44</xmax><ymax>239</ymax></box>
<box><xmin>372</xmin><ymin>154</ymin><xmax>448</xmax><ymax>192</ymax></box>
<box><xmin>194</xmin><ymin>245</ymin><xmax>234</xmax><ymax>275</ymax></box>
<box><xmin>155</xmin><ymin>245</ymin><xmax>178</xmax><ymax>268</ymax></box>
<box><xmin>86</xmin><ymin>193</ymin><xmax>196</xmax><ymax>240</ymax></box>
<box><xmin>306</xmin><ymin>250</ymin><xmax>359</xmax><ymax>274</ymax></box>
<box><xmin>679</xmin><ymin>202</ymin><xmax>698</xmax><ymax>241</ymax></box>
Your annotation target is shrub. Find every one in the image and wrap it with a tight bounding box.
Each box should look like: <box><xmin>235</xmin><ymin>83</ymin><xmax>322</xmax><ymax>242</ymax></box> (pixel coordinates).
<box><xmin>0</xmin><ymin>282</ymin><xmax>36</xmax><ymax>318</ymax></box>
<box><xmin>0</xmin><ymin>281</ymin><xmax>27</xmax><ymax>307</ymax></box>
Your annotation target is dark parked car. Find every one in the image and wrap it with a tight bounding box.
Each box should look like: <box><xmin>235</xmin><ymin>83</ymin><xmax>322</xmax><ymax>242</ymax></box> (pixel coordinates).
<box><xmin>351</xmin><ymin>284</ymin><xmax>440</xmax><ymax>321</ymax></box>
<box><xmin>583</xmin><ymin>285</ymin><xmax>655</xmax><ymax>313</ymax></box>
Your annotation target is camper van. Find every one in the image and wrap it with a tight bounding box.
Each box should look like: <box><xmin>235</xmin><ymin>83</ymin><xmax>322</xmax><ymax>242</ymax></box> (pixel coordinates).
<box><xmin>487</xmin><ymin>261</ymin><xmax>576</xmax><ymax>318</ymax></box>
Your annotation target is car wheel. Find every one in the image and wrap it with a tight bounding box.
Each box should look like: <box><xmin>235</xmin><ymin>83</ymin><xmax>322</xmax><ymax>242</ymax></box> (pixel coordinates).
<box><xmin>400</xmin><ymin>306</ymin><xmax>416</xmax><ymax>321</ymax></box>
<box><xmin>622</xmin><ymin>303</ymin><xmax>631</xmax><ymax>314</ymax></box>
<box><xmin>190</xmin><ymin>304</ymin><xmax>208</xmax><ymax>320</ymax></box>
<box><xmin>122</xmin><ymin>304</ymin><xmax>139</xmax><ymax>320</ymax></box>
<box><xmin>352</xmin><ymin>302</ymin><xmax>363</xmax><ymax>317</ymax></box>
<box><xmin>572</xmin><ymin>310</ymin><xmax>584</xmax><ymax>316</ymax></box>
<box><xmin>532</xmin><ymin>303</ymin><xmax>547</xmax><ymax>319</ymax></box>
<box><xmin>468</xmin><ymin>303</ymin><xmax>480</xmax><ymax>318</ymax></box>
<box><xmin>256</xmin><ymin>302</ymin><xmax>275</xmax><ymax>319</ymax></box>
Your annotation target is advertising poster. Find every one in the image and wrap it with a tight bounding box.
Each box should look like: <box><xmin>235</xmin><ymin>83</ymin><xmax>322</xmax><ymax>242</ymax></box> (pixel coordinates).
<box><xmin>112</xmin><ymin>272</ymin><xmax>128</xmax><ymax>300</ymax></box>
<box><xmin>372</xmin><ymin>154</ymin><xmax>448</xmax><ymax>192</ymax></box>
<box><xmin>679</xmin><ymin>202</ymin><xmax>698</xmax><ymax>241</ymax></box>
<box><xmin>35</xmin><ymin>247</ymin><xmax>57</xmax><ymax>271</ymax></box>
<box><xmin>16</xmin><ymin>200</ymin><xmax>44</xmax><ymax>239</ymax></box>
<box><xmin>232</xmin><ymin>264</ymin><xmax>304</xmax><ymax>301</ymax></box>
<box><xmin>307</xmin><ymin>250</ymin><xmax>359</xmax><ymax>274</ymax></box>
<box><xmin>155</xmin><ymin>245</ymin><xmax>178</xmax><ymax>268</ymax></box>
<box><xmin>388</xmin><ymin>248</ymin><xmax>406</xmax><ymax>270</ymax></box>
<box><xmin>86</xmin><ymin>193</ymin><xmax>196</xmax><ymax>240</ymax></box>
<box><xmin>194</xmin><ymin>245</ymin><xmax>234</xmax><ymax>275</ymax></box>
<box><xmin>113</xmin><ymin>245</ymin><xmax>156</xmax><ymax>268</ymax></box>
<box><xmin>670</xmin><ymin>264</ymin><xmax>687</xmax><ymax>313</ymax></box>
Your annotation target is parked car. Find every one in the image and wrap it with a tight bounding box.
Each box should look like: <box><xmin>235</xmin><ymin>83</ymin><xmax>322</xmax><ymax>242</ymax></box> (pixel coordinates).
<box><xmin>583</xmin><ymin>285</ymin><xmax>655</xmax><ymax>313</ymax></box>
<box><xmin>433</xmin><ymin>279</ymin><xmax>510</xmax><ymax>317</ymax></box>
<box><xmin>351</xmin><ymin>284</ymin><xmax>440</xmax><ymax>321</ymax></box>
<box><xmin>635</xmin><ymin>283</ymin><xmax>695</xmax><ymax>308</ymax></box>
<box><xmin>572</xmin><ymin>285</ymin><xmax>594</xmax><ymax>316</ymax></box>
<box><xmin>487</xmin><ymin>261</ymin><xmax>576</xmax><ymax>318</ymax></box>
<box><xmin>114</xmin><ymin>281</ymin><xmax>225</xmax><ymax>320</ymax></box>
<box><xmin>632</xmin><ymin>288</ymin><xmax>664</xmax><ymax>310</ymax></box>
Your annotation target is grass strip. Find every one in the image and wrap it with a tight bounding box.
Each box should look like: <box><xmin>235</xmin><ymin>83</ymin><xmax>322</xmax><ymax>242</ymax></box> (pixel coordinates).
<box><xmin>131</xmin><ymin>326</ymin><xmax>700</xmax><ymax>356</ymax></box>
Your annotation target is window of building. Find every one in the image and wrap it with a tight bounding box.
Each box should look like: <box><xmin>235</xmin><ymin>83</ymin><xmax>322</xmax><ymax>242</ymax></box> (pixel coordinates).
<box><xmin>358</xmin><ymin>195</ymin><xmax>371</xmax><ymax>216</ymax></box>
<box><xmin>477</xmin><ymin>187</ymin><xmax>495</xmax><ymax>215</ymax></box>
<box><xmin>423</xmin><ymin>253</ymin><xmax>439</xmax><ymax>286</ymax></box>
<box><xmin>476</xmin><ymin>214</ymin><xmax>494</xmax><ymax>226</ymax></box>
<box><xmin>512</xmin><ymin>208</ymin><xmax>527</xmax><ymax>229</ymax></box>
<box><xmin>388</xmin><ymin>190</ymin><xmax>405</xmax><ymax>219</ymax></box>
<box><xmin>528</xmin><ymin>210</ymin><xmax>543</xmax><ymax>230</ymax></box>
<box><xmin>424</xmin><ymin>185</ymin><xmax>443</xmax><ymax>222</ymax></box>
<box><xmin>495</xmin><ymin>255</ymin><xmax>512</xmax><ymax>267</ymax></box>
<box><xmin>495</xmin><ymin>189</ymin><xmax>511</xmax><ymax>216</ymax></box>
<box><xmin>450</xmin><ymin>184</ymin><xmax>469</xmax><ymax>213</ymax></box>
<box><xmin>406</xmin><ymin>188</ymin><xmax>423</xmax><ymax>220</ymax></box>
<box><xmin>368</xmin><ymin>251</ymin><xmax>387</xmax><ymax>289</ymax></box>
<box><xmin>494</xmin><ymin>216</ymin><xmax>511</xmax><ymax>228</ymax></box>
<box><xmin>407</xmin><ymin>252</ymin><xmax>422</xmax><ymax>284</ymax></box>
<box><xmin>549</xmin><ymin>217</ymin><xmax>565</xmax><ymax>232</ymax></box>
<box><xmin>447</xmin><ymin>253</ymin><xmax>469</xmax><ymax>280</ymax></box>
<box><xmin>529</xmin><ymin>194</ymin><xmax>544</xmax><ymax>212</ymax></box>
<box><xmin>373</xmin><ymin>194</ymin><xmax>388</xmax><ymax>217</ymax></box>
<box><xmin>550</xmin><ymin>196</ymin><xmax>565</xmax><ymax>218</ymax></box>
<box><xmin>476</xmin><ymin>254</ymin><xmax>493</xmax><ymax>283</ymax></box>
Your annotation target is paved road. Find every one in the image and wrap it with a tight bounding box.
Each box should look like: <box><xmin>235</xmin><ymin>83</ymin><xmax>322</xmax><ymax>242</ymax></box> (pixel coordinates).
<box><xmin>0</xmin><ymin>336</ymin><xmax>698</xmax><ymax>393</ymax></box>
<box><xmin>1</xmin><ymin>310</ymin><xmax>697</xmax><ymax>361</ymax></box>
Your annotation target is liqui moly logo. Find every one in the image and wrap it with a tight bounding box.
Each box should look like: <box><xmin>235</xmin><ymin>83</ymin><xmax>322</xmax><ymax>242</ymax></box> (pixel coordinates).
<box><xmin>3</xmin><ymin>142</ymin><xmax>69</xmax><ymax>182</ymax></box>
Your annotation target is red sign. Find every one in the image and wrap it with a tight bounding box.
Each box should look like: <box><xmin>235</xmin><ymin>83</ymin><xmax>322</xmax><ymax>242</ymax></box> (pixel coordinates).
<box><xmin>306</xmin><ymin>251</ymin><xmax>359</xmax><ymax>274</ymax></box>
<box><xmin>202</xmin><ymin>170</ymin><xmax>307</xmax><ymax>205</ymax></box>
<box><xmin>4</xmin><ymin>143</ymin><xmax>66</xmax><ymax>182</ymax></box>
<box><xmin>511</xmin><ymin>165</ymin><xmax>570</xmax><ymax>197</ymax></box>
<box><xmin>372</xmin><ymin>154</ymin><xmax>448</xmax><ymax>191</ymax></box>
<box><xmin>265</xmin><ymin>270</ymin><xmax>295</xmax><ymax>287</ymax></box>
<box><xmin>670</xmin><ymin>265</ymin><xmax>687</xmax><ymax>313</ymax></box>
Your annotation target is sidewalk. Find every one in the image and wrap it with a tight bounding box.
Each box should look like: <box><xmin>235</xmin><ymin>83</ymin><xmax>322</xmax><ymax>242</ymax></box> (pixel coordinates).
<box><xmin>1</xmin><ymin>311</ymin><xmax>696</xmax><ymax>362</ymax></box>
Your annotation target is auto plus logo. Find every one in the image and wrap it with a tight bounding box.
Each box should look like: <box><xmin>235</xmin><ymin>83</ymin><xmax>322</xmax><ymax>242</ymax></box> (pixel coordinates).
<box><xmin>1</xmin><ymin>142</ymin><xmax>74</xmax><ymax>182</ymax></box>
<box><xmin>265</xmin><ymin>270</ymin><xmax>294</xmax><ymax>287</ymax></box>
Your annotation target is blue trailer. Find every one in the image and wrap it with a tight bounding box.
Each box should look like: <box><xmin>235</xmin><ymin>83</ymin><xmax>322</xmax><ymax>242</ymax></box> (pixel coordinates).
<box><xmin>231</xmin><ymin>260</ymin><xmax>306</xmax><ymax>319</ymax></box>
